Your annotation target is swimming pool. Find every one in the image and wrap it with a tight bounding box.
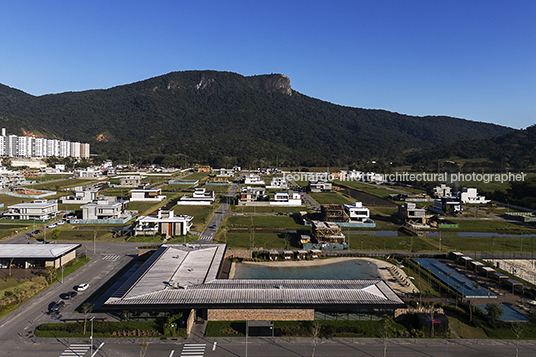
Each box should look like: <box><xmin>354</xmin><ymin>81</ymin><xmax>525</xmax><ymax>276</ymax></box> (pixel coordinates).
<box><xmin>233</xmin><ymin>259</ymin><xmax>380</xmax><ymax>280</ymax></box>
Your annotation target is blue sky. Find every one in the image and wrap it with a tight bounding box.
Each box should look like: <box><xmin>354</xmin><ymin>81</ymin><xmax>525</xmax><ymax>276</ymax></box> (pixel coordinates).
<box><xmin>1</xmin><ymin>1</ymin><xmax>534</xmax><ymax>129</ymax></box>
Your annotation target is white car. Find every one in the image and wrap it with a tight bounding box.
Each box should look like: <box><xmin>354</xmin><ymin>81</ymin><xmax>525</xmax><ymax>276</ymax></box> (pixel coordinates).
<box><xmin>76</xmin><ymin>283</ymin><xmax>89</xmax><ymax>291</ymax></box>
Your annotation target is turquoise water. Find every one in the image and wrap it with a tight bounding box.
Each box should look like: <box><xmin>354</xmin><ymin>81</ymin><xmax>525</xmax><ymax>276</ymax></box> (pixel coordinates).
<box><xmin>233</xmin><ymin>259</ymin><xmax>380</xmax><ymax>280</ymax></box>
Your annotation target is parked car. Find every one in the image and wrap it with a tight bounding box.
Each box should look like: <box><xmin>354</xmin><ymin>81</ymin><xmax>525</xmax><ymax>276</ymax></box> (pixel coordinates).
<box><xmin>76</xmin><ymin>283</ymin><xmax>89</xmax><ymax>291</ymax></box>
<box><xmin>61</xmin><ymin>291</ymin><xmax>78</xmax><ymax>299</ymax></box>
<box><xmin>50</xmin><ymin>300</ymin><xmax>65</xmax><ymax>312</ymax></box>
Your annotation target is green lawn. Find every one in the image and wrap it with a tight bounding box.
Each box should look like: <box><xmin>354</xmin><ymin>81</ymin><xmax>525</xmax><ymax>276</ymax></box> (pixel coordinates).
<box><xmin>30</xmin><ymin>178</ymin><xmax>101</xmax><ymax>191</ymax></box>
<box><xmin>332</xmin><ymin>180</ymin><xmax>397</xmax><ymax>199</ymax></box>
<box><xmin>127</xmin><ymin>233</ymin><xmax>199</xmax><ymax>244</ymax></box>
<box><xmin>309</xmin><ymin>192</ymin><xmax>354</xmax><ymax>205</ymax></box>
<box><xmin>215</xmin><ymin>231</ymin><xmax>292</xmax><ymax>249</ymax></box>
<box><xmin>446</xmin><ymin>312</ymin><xmax>489</xmax><ymax>339</ymax></box>
<box><xmin>229</xmin><ymin>206</ymin><xmax>310</xmax><ymax>214</ymax></box>
<box><xmin>224</xmin><ymin>215</ymin><xmax>303</xmax><ymax>229</ymax></box>
<box><xmin>347</xmin><ymin>234</ymin><xmax>436</xmax><ymax>253</ymax></box>
<box><xmin>172</xmin><ymin>205</ymin><xmax>217</xmax><ymax>231</ymax></box>
<box><xmin>449</xmin><ymin>219</ymin><xmax>535</xmax><ymax>233</ymax></box>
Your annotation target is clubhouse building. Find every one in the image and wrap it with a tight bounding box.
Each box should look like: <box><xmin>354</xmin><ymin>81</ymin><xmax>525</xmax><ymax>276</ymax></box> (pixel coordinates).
<box><xmin>103</xmin><ymin>244</ymin><xmax>404</xmax><ymax>321</ymax></box>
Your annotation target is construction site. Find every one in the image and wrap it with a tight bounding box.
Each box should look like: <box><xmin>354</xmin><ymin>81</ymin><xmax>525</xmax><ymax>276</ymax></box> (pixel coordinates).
<box><xmin>321</xmin><ymin>204</ymin><xmax>349</xmax><ymax>222</ymax></box>
<box><xmin>299</xmin><ymin>221</ymin><xmax>349</xmax><ymax>250</ymax></box>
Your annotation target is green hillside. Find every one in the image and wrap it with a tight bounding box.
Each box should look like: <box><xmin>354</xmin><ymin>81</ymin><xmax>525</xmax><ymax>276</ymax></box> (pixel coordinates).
<box><xmin>0</xmin><ymin>70</ymin><xmax>514</xmax><ymax>167</ymax></box>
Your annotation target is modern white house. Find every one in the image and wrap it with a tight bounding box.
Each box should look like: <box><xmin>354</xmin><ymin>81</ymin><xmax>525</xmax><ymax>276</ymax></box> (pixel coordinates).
<box><xmin>343</xmin><ymin>201</ymin><xmax>371</xmax><ymax>223</ymax></box>
<box><xmin>244</xmin><ymin>174</ymin><xmax>265</xmax><ymax>185</ymax></box>
<box><xmin>177</xmin><ymin>187</ymin><xmax>215</xmax><ymax>205</ymax></box>
<box><xmin>81</xmin><ymin>197</ymin><xmax>127</xmax><ymax>220</ymax></box>
<box><xmin>76</xmin><ymin>168</ymin><xmax>102</xmax><ymax>179</ymax></box>
<box><xmin>308</xmin><ymin>180</ymin><xmax>332</xmax><ymax>193</ymax></box>
<box><xmin>459</xmin><ymin>188</ymin><xmax>490</xmax><ymax>204</ymax></box>
<box><xmin>266</xmin><ymin>177</ymin><xmax>289</xmax><ymax>189</ymax></box>
<box><xmin>60</xmin><ymin>186</ymin><xmax>99</xmax><ymax>204</ymax></box>
<box><xmin>134</xmin><ymin>209</ymin><xmax>193</xmax><ymax>237</ymax></box>
<box><xmin>4</xmin><ymin>199</ymin><xmax>58</xmax><ymax>220</ymax></box>
<box><xmin>271</xmin><ymin>191</ymin><xmax>302</xmax><ymax>206</ymax></box>
<box><xmin>130</xmin><ymin>187</ymin><xmax>166</xmax><ymax>202</ymax></box>
<box><xmin>238</xmin><ymin>186</ymin><xmax>266</xmax><ymax>204</ymax></box>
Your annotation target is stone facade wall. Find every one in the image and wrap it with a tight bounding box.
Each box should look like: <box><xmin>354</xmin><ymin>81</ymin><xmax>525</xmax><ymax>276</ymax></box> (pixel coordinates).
<box><xmin>224</xmin><ymin>249</ymin><xmax>252</xmax><ymax>259</ymax></box>
<box><xmin>207</xmin><ymin>308</ymin><xmax>315</xmax><ymax>321</ymax></box>
<box><xmin>49</xmin><ymin>250</ymin><xmax>77</xmax><ymax>269</ymax></box>
<box><xmin>186</xmin><ymin>309</ymin><xmax>196</xmax><ymax>336</ymax></box>
<box><xmin>394</xmin><ymin>307</ymin><xmax>444</xmax><ymax>319</ymax></box>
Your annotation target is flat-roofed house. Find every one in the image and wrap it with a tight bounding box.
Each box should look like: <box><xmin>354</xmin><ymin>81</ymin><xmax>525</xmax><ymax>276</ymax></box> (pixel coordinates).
<box><xmin>177</xmin><ymin>187</ymin><xmax>215</xmax><ymax>205</ymax></box>
<box><xmin>244</xmin><ymin>174</ymin><xmax>265</xmax><ymax>185</ymax></box>
<box><xmin>130</xmin><ymin>187</ymin><xmax>166</xmax><ymax>202</ymax></box>
<box><xmin>308</xmin><ymin>180</ymin><xmax>332</xmax><ymax>193</ymax></box>
<box><xmin>81</xmin><ymin>197</ymin><xmax>126</xmax><ymax>220</ymax></box>
<box><xmin>4</xmin><ymin>199</ymin><xmax>58</xmax><ymax>220</ymax></box>
<box><xmin>343</xmin><ymin>201</ymin><xmax>371</xmax><ymax>223</ymax></box>
<box><xmin>135</xmin><ymin>209</ymin><xmax>193</xmax><ymax>237</ymax></box>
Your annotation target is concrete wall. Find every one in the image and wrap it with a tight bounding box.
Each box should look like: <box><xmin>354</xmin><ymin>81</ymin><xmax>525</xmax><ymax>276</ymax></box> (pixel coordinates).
<box><xmin>207</xmin><ymin>308</ymin><xmax>315</xmax><ymax>321</ymax></box>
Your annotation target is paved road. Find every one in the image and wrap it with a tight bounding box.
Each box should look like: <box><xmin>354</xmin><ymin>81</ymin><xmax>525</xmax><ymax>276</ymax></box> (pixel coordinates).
<box><xmin>0</xmin><ymin>236</ymin><xmax>142</xmax><ymax>355</ymax></box>
<box><xmin>196</xmin><ymin>176</ymin><xmax>242</xmax><ymax>244</ymax></box>
<box><xmin>3</xmin><ymin>335</ymin><xmax>536</xmax><ymax>356</ymax></box>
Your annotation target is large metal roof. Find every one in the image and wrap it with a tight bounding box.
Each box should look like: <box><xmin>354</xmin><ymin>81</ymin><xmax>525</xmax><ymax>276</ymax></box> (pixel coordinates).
<box><xmin>104</xmin><ymin>244</ymin><xmax>403</xmax><ymax>309</ymax></box>
<box><xmin>0</xmin><ymin>244</ymin><xmax>80</xmax><ymax>259</ymax></box>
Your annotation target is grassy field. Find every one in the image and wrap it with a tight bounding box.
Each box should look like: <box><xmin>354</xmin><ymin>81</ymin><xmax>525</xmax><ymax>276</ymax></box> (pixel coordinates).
<box><xmin>204</xmin><ymin>184</ymin><xmax>231</xmax><ymax>195</ymax></box>
<box><xmin>127</xmin><ymin>233</ymin><xmax>199</xmax><ymax>244</ymax></box>
<box><xmin>37</xmin><ymin>225</ymin><xmax>117</xmax><ymax>242</ymax></box>
<box><xmin>347</xmin><ymin>234</ymin><xmax>436</xmax><ymax>252</ymax></box>
<box><xmin>229</xmin><ymin>206</ymin><xmax>310</xmax><ymax>214</ymax></box>
<box><xmin>172</xmin><ymin>205</ymin><xmax>216</xmax><ymax>231</ymax></box>
<box><xmin>449</xmin><ymin>219</ymin><xmax>535</xmax><ymax>233</ymax></box>
<box><xmin>30</xmin><ymin>178</ymin><xmax>101</xmax><ymax>191</ymax></box>
<box><xmin>0</xmin><ymin>223</ymin><xmax>32</xmax><ymax>240</ymax></box>
<box><xmin>446</xmin><ymin>312</ymin><xmax>489</xmax><ymax>339</ymax></box>
<box><xmin>332</xmin><ymin>180</ymin><xmax>397</xmax><ymax>199</ymax></box>
<box><xmin>309</xmin><ymin>192</ymin><xmax>355</xmax><ymax>205</ymax></box>
<box><xmin>0</xmin><ymin>194</ymin><xmax>36</xmax><ymax>206</ymax></box>
<box><xmin>214</xmin><ymin>231</ymin><xmax>292</xmax><ymax>249</ymax></box>
<box><xmin>223</xmin><ymin>215</ymin><xmax>304</xmax><ymax>229</ymax></box>
<box><xmin>181</xmin><ymin>172</ymin><xmax>211</xmax><ymax>181</ymax></box>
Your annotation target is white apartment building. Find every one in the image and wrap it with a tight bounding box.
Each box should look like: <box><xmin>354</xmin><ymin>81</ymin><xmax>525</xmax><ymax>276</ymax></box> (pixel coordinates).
<box><xmin>0</xmin><ymin>128</ymin><xmax>89</xmax><ymax>159</ymax></box>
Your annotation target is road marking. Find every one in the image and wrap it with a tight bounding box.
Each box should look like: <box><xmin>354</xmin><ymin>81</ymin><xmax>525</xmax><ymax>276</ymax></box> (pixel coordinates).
<box><xmin>59</xmin><ymin>344</ymin><xmax>90</xmax><ymax>357</ymax></box>
<box><xmin>180</xmin><ymin>343</ymin><xmax>206</xmax><ymax>357</ymax></box>
<box><xmin>212</xmin><ymin>342</ymin><xmax>217</xmax><ymax>351</ymax></box>
<box><xmin>169</xmin><ymin>350</ymin><xmax>175</xmax><ymax>357</ymax></box>
<box><xmin>102</xmin><ymin>254</ymin><xmax>120</xmax><ymax>261</ymax></box>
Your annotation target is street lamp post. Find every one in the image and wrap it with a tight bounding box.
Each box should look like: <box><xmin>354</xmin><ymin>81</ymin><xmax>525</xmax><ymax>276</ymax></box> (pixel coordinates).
<box><xmin>90</xmin><ymin>316</ymin><xmax>95</xmax><ymax>357</ymax></box>
<box><xmin>245</xmin><ymin>311</ymin><xmax>248</xmax><ymax>357</ymax></box>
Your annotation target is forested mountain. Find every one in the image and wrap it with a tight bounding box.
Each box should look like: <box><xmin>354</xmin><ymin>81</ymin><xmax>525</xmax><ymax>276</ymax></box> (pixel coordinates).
<box><xmin>0</xmin><ymin>70</ymin><xmax>515</xmax><ymax>167</ymax></box>
<box><xmin>406</xmin><ymin>125</ymin><xmax>536</xmax><ymax>172</ymax></box>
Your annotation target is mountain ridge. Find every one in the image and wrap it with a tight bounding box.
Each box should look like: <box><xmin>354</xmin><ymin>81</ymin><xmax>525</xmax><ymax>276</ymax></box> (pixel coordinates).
<box><xmin>0</xmin><ymin>70</ymin><xmax>515</xmax><ymax>167</ymax></box>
